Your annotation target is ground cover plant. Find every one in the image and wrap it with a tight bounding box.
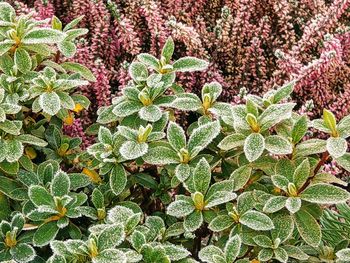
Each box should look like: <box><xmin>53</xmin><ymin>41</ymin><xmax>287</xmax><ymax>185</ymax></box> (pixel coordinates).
<box><xmin>0</xmin><ymin>2</ymin><xmax>350</xmax><ymax>263</ymax></box>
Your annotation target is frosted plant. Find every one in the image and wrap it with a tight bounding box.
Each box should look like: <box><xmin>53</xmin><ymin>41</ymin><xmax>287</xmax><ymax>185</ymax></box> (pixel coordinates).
<box><xmin>0</xmin><ymin>4</ymin><xmax>350</xmax><ymax>262</ymax></box>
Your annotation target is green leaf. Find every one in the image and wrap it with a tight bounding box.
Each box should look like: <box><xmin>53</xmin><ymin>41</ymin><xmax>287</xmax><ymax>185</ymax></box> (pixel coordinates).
<box><xmin>51</xmin><ymin>171</ymin><xmax>70</xmax><ymax>197</ymax></box>
<box><xmin>323</xmin><ymin>109</ymin><xmax>337</xmax><ymax>133</ymax></box>
<box><xmin>167</xmin><ymin>200</ymin><xmax>194</xmax><ymax>217</ymax></box>
<box><xmin>274</xmin><ymin>247</ymin><xmax>288</xmax><ymax>263</ymax></box>
<box><xmin>22</xmin><ymin>29</ymin><xmax>66</xmax><ymax>44</ymax></box>
<box><xmin>139</xmin><ymin>105</ymin><xmax>162</xmax><ymax>122</ymax></box>
<box><xmin>230</xmin><ymin>165</ymin><xmax>252</xmax><ymax>191</ymax></box>
<box><xmin>143</xmin><ymin>146</ymin><xmax>179</xmax><ymax>165</ymax></box>
<box><xmin>300</xmin><ymin>183</ymin><xmax>350</xmax><ymax>204</ymax></box>
<box><xmin>173</xmin><ymin>57</ymin><xmax>208</xmax><ymax>72</ymax></box>
<box><xmin>9</xmin><ymin>243</ymin><xmax>36</xmax><ymax>263</ymax></box>
<box><xmin>293</xmin><ymin>159</ymin><xmax>310</xmax><ymax>190</ymax></box>
<box><xmin>285</xmin><ymin>197</ymin><xmax>301</xmax><ymax>213</ymax></box>
<box><xmin>218</xmin><ymin>133</ymin><xmax>246</xmax><ymax>151</ymax></box>
<box><xmin>33</xmin><ymin>221</ymin><xmax>59</xmax><ymax>247</ymax></box>
<box><xmin>187</xmin><ymin>120</ymin><xmax>221</xmax><ymax>157</ymax></box>
<box><xmin>161</xmin><ymin>37</ymin><xmax>175</xmax><ymax>63</ymax></box>
<box><xmin>14</xmin><ymin>48</ymin><xmax>32</xmax><ymax>73</ymax></box>
<box><xmin>167</xmin><ymin>121</ymin><xmax>186</xmax><ymax>151</ymax></box>
<box><xmin>327</xmin><ymin>137</ymin><xmax>347</xmax><ymax>158</ymax></box>
<box><xmin>265</xmin><ymin>135</ymin><xmax>292</xmax><ymax>155</ymax></box>
<box><xmin>295</xmin><ymin>139</ymin><xmax>327</xmax><ymax>157</ymax></box>
<box><xmin>184</xmin><ymin>210</ymin><xmax>203</xmax><ymax>232</ymax></box>
<box><xmin>293</xmin><ymin>209</ymin><xmax>321</xmax><ymax>247</ymax></box>
<box><xmin>199</xmin><ymin>245</ymin><xmax>225</xmax><ymax>263</ymax></box>
<box><xmin>39</xmin><ymin>92</ymin><xmax>61</xmax><ymax>115</ymax></box>
<box><xmin>0</xmin><ymin>2</ymin><xmax>15</xmax><ymax>22</ymax></box>
<box><xmin>112</xmin><ymin>101</ymin><xmax>142</xmax><ymax>117</ymax></box>
<box><xmin>137</xmin><ymin>53</ymin><xmax>159</xmax><ymax>70</ymax></box>
<box><xmin>130</xmin><ymin>230</ymin><xmax>146</xmax><ymax>252</ymax></box>
<box><xmin>92</xmin><ymin>188</ymin><xmax>104</xmax><ymax>209</ymax></box>
<box><xmin>208</xmin><ymin>215</ymin><xmax>234</xmax><ymax>231</ymax></box>
<box><xmin>263</xmin><ymin>196</ymin><xmax>287</xmax><ymax>213</ymax></box>
<box><xmin>225</xmin><ymin>235</ymin><xmax>241</xmax><ymax>262</ymax></box>
<box><xmin>163</xmin><ymin>244</ymin><xmax>190</xmax><ymax>261</ymax></box>
<box><xmin>61</xmin><ymin>62</ymin><xmax>96</xmax><ymax>81</ymax></box>
<box><xmin>239</xmin><ymin>211</ymin><xmax>274</xmax><ymax>231</ymax></box>
<box><xmin>244</xmin><ymin>133</ymin><xmax>265</xmax><ymax>162</ymax></box>
<box><xmin>258</xmin><ymin>103</ymin><xmax>295</xmax><ymax>130</ymax></box>
<box><xmin>129</xmin><ymin>62</ymin><xmax>148</xmax><ymax>82</ymax></box>
<box><xmin>5</xmin><ymin>139</ymin><xmax>23</xmax><ymax>162</ymax></box>
<box><xmin>110</xmin><ymin>165</ymin><xmax>127</xmax><ymax>196</ymax></box>
<box><xmin>57</xmin><ymin>41</ymin><xmax>76</xmax><ymax>58</ymax></box>
<box><xmin>258</xmin><ymin>248</ymin><xmax>273</xmax><ymax>262</ymax></box>
<box><xmin>271</xmin><ymin>212</ymin><xmax>294</xmax><ymax>243</ymax></box>
<box><xmin>171</xmin><ymin>94</ymin><xmax>201</xmax><ymax>111</ymax></box>
<box><xmin>0</xmin><ymin>40</ymin><xmax>14</xmax><ymax>56</ymax></box>
<box><xmin>98</xmin><ymin>224</ymin><xmax>125</xmax><ymax>251</ymax></box>
<box><xmin>336</xmin><ymin>153</ymin><xmax>350</xmax><ymax>172</ymax></box>
<box><xmin>283</xmin><ymin>245</ymin><xmax>309</xmax><ymax>260</ymax></box>
<box><xmin>120</xmin><ymin>141</ymin><xmax>148</xmax><ymax>160</ymax></box>
<box><xmin>272</xmin><ymin>81</ymin><xmax>294</xmax><ymax>103</ymax></box>
<box><xmin>134</xmin><ymin>173</ymin><xmax>158</xmax><ymax>189</ymax></box>
<box><xmin>253</xmin><ymin>235</ymin><xmax>272</xmax><ymax>248</ymax></box>
<box><xmin>193</xmin><ymin>158</ymin><xmax>211</xmax><ymax>194</ymax></box>
<box><xmin>18</xmin><ymin>134</ymin><xmax>47</xmax><ymax>147</ymax></box>
<box><xmin>205</xmin><ymin>191</ymin><xmax>236</xmax><ymax>208</ymax></box>
<box><xmin>0</xmin><ymin>120</ymin><xmax>21</xmax><ymax>135</ymax></box>
<box><xmin>29</xmin><ymin>185</ymin><xmax>55</xmax><ymax>207</ymax></box>
<box><xmin>291</xmin><ymin>116</ymin><xmax>308</xmax><ymax>143</ymax></box>
<box><xmin>337</xmin><ymin>115</ymin><xmax>350</xmax><ymax>138</ymax></box>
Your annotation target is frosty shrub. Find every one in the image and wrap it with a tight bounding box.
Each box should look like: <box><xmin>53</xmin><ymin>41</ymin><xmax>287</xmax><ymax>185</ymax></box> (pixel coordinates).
<box><xmin>1</xmin><ymin>3</ymin><xmax>350</xmax><ymax>262</ymax></box>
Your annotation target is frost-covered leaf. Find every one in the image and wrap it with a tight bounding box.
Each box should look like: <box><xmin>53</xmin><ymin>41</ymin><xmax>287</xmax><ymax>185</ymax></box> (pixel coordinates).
<box><xmin>199</xmin><ymin>245</ymin><xmax>225</xmax><ymax>263</ymax></box>
<box><xmin>193</xmin><ymin>158</ymin><xmax>211</xmax><ymax>194</ymax></box>
<box><xmin>130</xmin><ymin>230</ymin><xmax>146</xmax><ymax>252</ymax></box>
<box><xmin>22</xmin><ymin>28</ymin><xmax>66</xmax><ymax>44</ymax></box>
<box><xmin>167</xmin><ymin>121</ymin><xmax>186</xmax><ymax>151</ymax></box>
<box><xmin>274</xmin><ymin>247</ymin><xmax>288</xmax><ymax>263</ymax></box>
<box><xmin>58</xmin><ymin>41</ymin><xmax>76</xmax><ymax>58</ymax></box>
<box><xmin>9</xmin><ymin>243</ymin><xmax>36</xmax><ymax>263</ymax></box>
<box><xmin>253</xmin><ymin>235</ymin><xmax>272</xmax><ymax>248</ymax></box>
<box><xmin>33</xmin><ymin>221</ymin><xmax>59</xmax><ymax>247</ymax></box>
<box><xmin>188</xmin><ymin>120</ymin><xmax>221</xmax><ymax>157</ymax></box>
<box><xmin>239</xmin><ymin>211</ymin><xmax>274</xmax><ymax>231</ymax></box>
<box><xmin>265</xmin><ymin>135</ymin><xmax>292</xmax><ymax>155</ymax></box>
<box><xmin>161</xmin><ymin>37</ymin><xmax>175</xmax><ymax>62</ymax></box>
<box><xmin>244</xmin><ymin>133</ymin><xmax>265</xmax><ymax>162</ymax></box>
<box><xmin>112</xmin><ymin>101</ymin><xmax>143</xmax><ymax>118</ymax></box>
<box><xmin>139</xmin><ymin>105</ymin><xmax>162</xmax><ymax>122</ymax></box>
<box><xmin>167</xmin><ymin>200</ymin><xmax>194</xmax><ymax>217</ymax></box>
<box><xmin>336</xmin><ymin>153</ymin><xmax>350</xmax><ymax>172</ymax></box>
<box><xmin>230</xmin><ymin>165</ymin><xmax>252</xmax><ymax>191</ymax></box>
<box><xmin>337</xmin><ymin>115</ymin><xmax>350</xmax><ymax>138</ymax></box>
<box><xmin>258</xmin><ymin>103</ymin><xmax>295</xmax><ymax>130</ymax></box>
<box><xmin>295</xmin><ymin>139</ymin><xmax>327</xmax><ymax>157</ymax></box>
<box><xmin>17</xmin><ymin>134</ymin><xmax>47</xmax><ymax>147</ymax></box>
<box><xmin>336</xmin><ymin>248</ymin><xmax>350</xmax><ymax>261</ymax></box>
<box><xmin>225</xmin><ymin>235</ymin><xmax>241</xmax><ymax>262</ymax></box>
<box><xmin>208</xmin><ymin>215</ymin><xmax>234</xmax><ymax>232</ymax></box>
<box><xmin>171</xmin><ymin>95</ymin><xmax>202</xmax><ymax>111</ymax></box>
<box><xmin>272</xmin><ymin>81</ymin><xmax>294</xmax><ymax>103</ymax></box>
<box><xmin>293</xmin><ymin>209</ymin><xmax>321</xmax><ymax>247</ymax></box>
<box><xmin>61</xmin><ymin>62</ymin><xmax>96</xmax><ymax>81</ymax></box>
<box><xmin>93</xmin><ymin>249</ymin><xmax>127</xmax><ymax>263</ymax></box>
<box><xmin>98</xmin><ymin>224</ymin><xmax>125</xmax><ymax>250</ymax></box>
<box><xmin>137</xmin><ymin>53</ymin><xmax>159</xmax><ymax>70</ymax></box>
<box><xmin>129</xmin><ymin>62</ymin><xmax>148</xmax><ymax>82</ymax></box>
<box><xmin>293</xmin><ymin>159</ymin><xmax>310</xmax><ymax>190</ymax></box>
<box><xmin>326</xmin><ymin>137</ymin><xmax>347</xmax><ymax>158</ymax></box>
<box><xmin>300</xmin><ymin>183</ymin><xmax>350</xmax><ymax>204</ymax></box>
<box><xmin>5</xmin><ymin>139</ymin><xmax>23</xmax><ymax>162</ymax></box>
<box><xmin>51</xmin><ymin>171</ymin><xmax>70</xmax><ymax>197</ymax></box>
<box><xmin>14</xmin><ymin>48</ymin><xmax>32</xmax><ymax>73</ymax></box>
<box><xmin>218</xmin><ymin>133</ymin><xmax>245</xmax><ymax>151</ymax></box>
<box><xmin>29</xmin><ymin>185</ymin><xmax>54</xmax><ymax>207</ymax></box>
<box><xmin>173</xmin><ymin>57</ymin><xmax>208</xmax><ymax>72</ymax></box>
<box><xmin>184</xmin><ymin>210</ymin><xmax>203</xmax><ymax>232</ymax></box>
<box><xmin>263</xmin><ymin>196</ymin><xmax>287</xmax><ymax>213</ymax></box>
<box><xmin>0</xmin><ymin>2</ymin><xmax>15</xmax><ymax>22</ymax></box>
<box><xmin>283</xmin><ymin>245</ymin><xmax>309</xmax><ymax>260</ymax></box>
<box><xmin>143</xmin><ymin>146</ymin><xmax>179</xmax><ymax>165</ymax></box>
<box><xmin>285</xmin><ymin>197</ymin><xmax>301</xmax><ymax>213</ymax></box>
<box><xmin>205</xmin><ymin>191</ymin><xmax>237</xmax><ymax>208</ymax></box>
<box><xmin>110</xmin><ymin>165</ymin><xmax>127</xmax><ymax>196</ymax></box>
<box><xmin>258</xmin><ymin>248</ymin><xmax>273</xmax><ymax>262</ymax></box>
<box><xmin>291</xmin><ymin>116</ymin><xmax>308</xmax><ymax>143</ymax></box>
<box><xmin>163</xmin><ymin>244</ymin><xmax>190</xmax><ymax>261</ymax></box>
<box><xmin>120</xmin><ymin>141</ymin><xmax>148</xmax><ymax>160</ymax></box>
<box><xmin>39</xmin><ymin>92</ymin><xmax>61</xmax><ymax>115</ymax></box>
<box><xmin>0</xmin><ymin>40</ymin><xmax>14</xmax><ymax>56</ymax></box>
<box><xmin>175</xmin><ymin>164</ymin><xmax>191</xmax><ymax>182</ymax></box>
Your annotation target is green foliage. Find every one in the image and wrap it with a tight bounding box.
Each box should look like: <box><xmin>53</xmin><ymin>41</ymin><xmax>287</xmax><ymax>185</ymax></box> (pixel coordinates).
<box><xmin>0</xmin><ymin>4</ymin><xmax>350</xmax><ymax>262</ymax></box>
